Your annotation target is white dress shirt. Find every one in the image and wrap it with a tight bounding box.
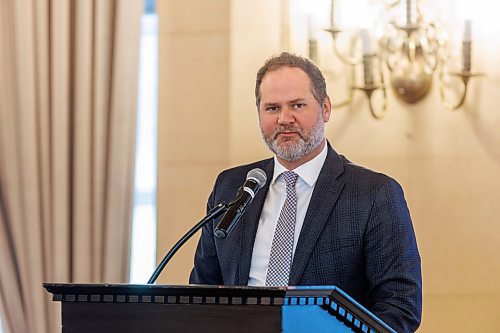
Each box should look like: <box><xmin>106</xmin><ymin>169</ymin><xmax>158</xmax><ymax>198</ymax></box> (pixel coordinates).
<box><xmin>248</xmin><ymin>143</ymin><xmax>328</xmax><ymax>286</ymax></box>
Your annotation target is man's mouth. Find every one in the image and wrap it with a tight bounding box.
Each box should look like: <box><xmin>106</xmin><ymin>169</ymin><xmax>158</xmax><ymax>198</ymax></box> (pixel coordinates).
<box><xmin>275</xmin><ymin>129</ymin><xmax>301</xmax><ymax>139</ymax></box>
<box><xmin>278</xmin><ymin>131</ymin><xmax>297</xmax><ymax>135</ymax></box>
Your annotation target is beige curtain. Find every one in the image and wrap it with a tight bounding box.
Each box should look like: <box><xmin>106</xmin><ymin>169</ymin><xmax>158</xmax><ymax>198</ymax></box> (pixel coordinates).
<box><xmin>0</xmin><ymin>0</ymin><xmax>142</xmax><ymax>332</ymax></box>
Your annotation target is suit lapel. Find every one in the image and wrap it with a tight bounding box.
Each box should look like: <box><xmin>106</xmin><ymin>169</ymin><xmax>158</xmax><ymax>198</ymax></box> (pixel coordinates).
<box><xmin>236</xmin><ymin>159</ymin><xmax>274</xmax><ymax>285</ymax></box>
<box><xmin>288</xmin><ymin>145</ymin><xmax>345</xmax><ymax>285</ymax></box>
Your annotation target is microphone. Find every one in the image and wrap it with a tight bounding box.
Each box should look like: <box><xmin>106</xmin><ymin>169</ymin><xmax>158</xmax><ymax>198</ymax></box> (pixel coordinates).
<box><xmin>214</xmin><ymin>168</ymin><xmax>267</xmax><ymax>239</ymax></box>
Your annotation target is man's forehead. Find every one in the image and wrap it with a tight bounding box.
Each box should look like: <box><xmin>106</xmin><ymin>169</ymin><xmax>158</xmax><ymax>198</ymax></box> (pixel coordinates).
<box><xmin>259</xmin><ymin>67</ymin><xmax>315</xmax><ymax>101</ymax></box>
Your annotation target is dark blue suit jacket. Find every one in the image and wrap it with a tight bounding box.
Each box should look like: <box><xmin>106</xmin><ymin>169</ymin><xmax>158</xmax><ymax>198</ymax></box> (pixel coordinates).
<box><xmin>190</xmin><ymin>145</ymin><xmax>422</xmax><ymax>332</ymax></box>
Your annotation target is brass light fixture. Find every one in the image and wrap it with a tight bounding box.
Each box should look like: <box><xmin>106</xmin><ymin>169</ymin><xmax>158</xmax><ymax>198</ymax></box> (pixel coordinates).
<box><xmin>318</xmin><ymin>0</ymin><xmax>482</xmax><ymax>119</ymax></box>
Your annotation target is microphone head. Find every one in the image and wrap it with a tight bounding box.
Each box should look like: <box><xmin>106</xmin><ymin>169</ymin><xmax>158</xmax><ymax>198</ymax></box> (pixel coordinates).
<box><xmin>246</xmin><ymin>168</ymin><xmax>267</xmax><ymax>189</ymax></box>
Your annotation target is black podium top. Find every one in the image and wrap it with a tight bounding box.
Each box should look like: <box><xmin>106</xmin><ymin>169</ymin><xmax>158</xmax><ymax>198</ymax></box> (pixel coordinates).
<box><xmin>44</xmin><ymin>283</ymin><xmax>396</xmax><ymax>333</ymax></box>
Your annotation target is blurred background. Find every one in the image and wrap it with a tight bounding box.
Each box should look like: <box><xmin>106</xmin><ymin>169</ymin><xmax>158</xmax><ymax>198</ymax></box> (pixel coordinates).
<box><xmin>1</xmin><ymin>0</ymin><xmax>499</xmax><ymax>332</ymax></box>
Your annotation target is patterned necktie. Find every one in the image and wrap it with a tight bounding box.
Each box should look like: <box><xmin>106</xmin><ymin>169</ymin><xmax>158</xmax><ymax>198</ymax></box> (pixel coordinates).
<box><xmin>266</xmin><ymin>171</ymin><xmax>299</xmax><ymax>286</ymax></box>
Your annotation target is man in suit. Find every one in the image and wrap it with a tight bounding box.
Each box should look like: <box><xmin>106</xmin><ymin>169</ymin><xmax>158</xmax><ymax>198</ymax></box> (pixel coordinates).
<box><xmin>190</xmin><ymin>52</ymin><xmax>422</xmax><ymax>332</ymax></box>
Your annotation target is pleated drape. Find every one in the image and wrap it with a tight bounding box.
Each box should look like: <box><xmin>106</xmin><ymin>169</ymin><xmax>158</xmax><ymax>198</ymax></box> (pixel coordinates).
<box><xmin>0</xmin><ymin>1</ymin><xmax>142</xmax><ymax>332</ymax></box>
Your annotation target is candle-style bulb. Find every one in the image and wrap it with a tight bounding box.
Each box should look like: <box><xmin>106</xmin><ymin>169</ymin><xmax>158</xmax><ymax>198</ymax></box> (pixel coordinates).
<box><xmin>463</xmin><ymin>20</ymin><xmax>472</xmax><ymax>42</ymax></box>
<box><xmin>361</xmin><ymin>30</ymin><xmax>374</xmax><ymax>85</ymax></box>
<box><xmin>404</xmin><ymin>0</ymin><xmax>416</xmax><ymax>25</ymax></box>
<box><xmin>462</xmin><ymin>20</ymin><xmax>472</xmax><ymax>72</ymax></box>
<box><xmin>361</xmin><ymin>29</ymin><xmax>372</xmax><ymax>55</ymax></box>
<box><xmin>307</xmin><ymin>15</ymin><xmax>313</xmax><ymax>40</ymax></box>
<box><xmin>307</xmin><ymin>15</ymin><xmax>318</xmax><ymax>62</ymax></box>
<box><xmin>330</xmin><ymin>0</ymin><xmax>335</xmax><ymax>29</ymax></box>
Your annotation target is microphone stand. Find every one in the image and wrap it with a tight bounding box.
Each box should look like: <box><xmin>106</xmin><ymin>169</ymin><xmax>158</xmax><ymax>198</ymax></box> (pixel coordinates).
<box><xmin>147</xmin><ymin>202</ymin><xmax>228</xmax><ymax>284</ymax></box>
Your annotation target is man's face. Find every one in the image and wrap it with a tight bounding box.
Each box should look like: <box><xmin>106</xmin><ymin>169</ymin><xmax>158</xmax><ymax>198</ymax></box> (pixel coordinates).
<box><xmin>258</xmin><ymin>67</ymin><xmax>331</xmax><ymax>165</ymax></box>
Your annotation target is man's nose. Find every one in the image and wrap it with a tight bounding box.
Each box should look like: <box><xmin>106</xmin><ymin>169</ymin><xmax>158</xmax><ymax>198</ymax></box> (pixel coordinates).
<box><xmin>278</xmin><ymin>107</ymin><xmax>295</xmax><ymax>124</ymax></box>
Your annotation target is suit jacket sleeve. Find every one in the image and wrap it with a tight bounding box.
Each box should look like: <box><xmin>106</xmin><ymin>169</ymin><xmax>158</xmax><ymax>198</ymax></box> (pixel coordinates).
<box><xmin>364</xmin><ymin>178</ymin><xmax>422</xmax><ymax>333</ymax></box>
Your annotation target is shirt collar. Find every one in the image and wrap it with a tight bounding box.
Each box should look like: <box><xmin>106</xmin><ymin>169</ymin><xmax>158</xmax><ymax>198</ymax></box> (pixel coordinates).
<box><xmin>271</xmin><ymin>141</ymin><xmax>328</xmax><ymax>187</ymax></box>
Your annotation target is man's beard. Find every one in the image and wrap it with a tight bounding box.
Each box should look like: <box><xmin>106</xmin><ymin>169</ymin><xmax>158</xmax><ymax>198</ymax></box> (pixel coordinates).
<box><xmin>261</xmin><ymin>117</ymin><xmax>325</xmax><ymax>162</ymax></box>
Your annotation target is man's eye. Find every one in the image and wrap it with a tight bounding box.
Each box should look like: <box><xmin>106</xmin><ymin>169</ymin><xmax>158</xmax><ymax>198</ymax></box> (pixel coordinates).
<box><xmin>293</xmin><ymin>103</ymin><xmax>305</xmax><ymax>110</ymax></box>
<box><xmin>266</xmin><ymin>106</ymin><xmax>280</xmax><ymax>112</ymax></box>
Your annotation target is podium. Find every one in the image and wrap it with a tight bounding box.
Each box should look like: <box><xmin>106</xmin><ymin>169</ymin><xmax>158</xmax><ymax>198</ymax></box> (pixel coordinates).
<box><xmin>44</xmin><ymin>283</ymin><xmax>396</xmax><ymax>333</ymax></box>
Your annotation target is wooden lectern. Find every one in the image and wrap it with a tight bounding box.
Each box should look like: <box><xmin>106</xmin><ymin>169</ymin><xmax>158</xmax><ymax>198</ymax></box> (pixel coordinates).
<box><xmin>44</xmin><ymin>283</ymin><xmax>396</xmax><ymax>333</ymax></box>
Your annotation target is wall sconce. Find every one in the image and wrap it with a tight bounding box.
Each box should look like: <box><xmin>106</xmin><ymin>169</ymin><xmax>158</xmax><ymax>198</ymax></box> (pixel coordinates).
<box><xmin>318</xmin><ymin>0</ymin><xmax>483</xmax><ymax>119</ymax></box>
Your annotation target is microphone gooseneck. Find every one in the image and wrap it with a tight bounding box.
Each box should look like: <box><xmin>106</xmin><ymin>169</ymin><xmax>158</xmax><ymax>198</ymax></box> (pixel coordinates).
<box><xmin>147</xmin><ymin>202</ymin><xmax>228</xmax><ymax>284</ymax></box>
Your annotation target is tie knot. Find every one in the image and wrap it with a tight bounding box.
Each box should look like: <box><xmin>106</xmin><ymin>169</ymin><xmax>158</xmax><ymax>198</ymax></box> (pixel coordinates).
<box><xmin>282</xmin><ymin>171</ymin><xmax>298</xmax><ymax>188</ymax></box>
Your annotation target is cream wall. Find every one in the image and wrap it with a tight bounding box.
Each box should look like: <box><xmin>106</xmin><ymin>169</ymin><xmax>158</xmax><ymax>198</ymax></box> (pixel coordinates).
<box><xmin>157</xmin><ymin>0</ymin><xmax>231</xmax><ymax>285</ymax></box>
<box><xmin>157</xmin><ymin>1</ymin><xmax>500</xmax><ymax>332</ymax></box>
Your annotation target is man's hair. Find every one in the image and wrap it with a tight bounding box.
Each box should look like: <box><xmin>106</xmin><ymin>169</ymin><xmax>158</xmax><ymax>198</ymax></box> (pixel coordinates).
<box><xmin>255</xmin><ymin>52</ymin><xmax>327</xmax><ymax>107</ymax></box>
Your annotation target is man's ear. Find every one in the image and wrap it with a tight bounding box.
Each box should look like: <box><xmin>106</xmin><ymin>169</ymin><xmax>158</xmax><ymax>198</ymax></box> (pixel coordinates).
<box><xmin>322</xmin><ymin>96</ymin><xmax>332</xmax><ymax>122</ymax></box>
